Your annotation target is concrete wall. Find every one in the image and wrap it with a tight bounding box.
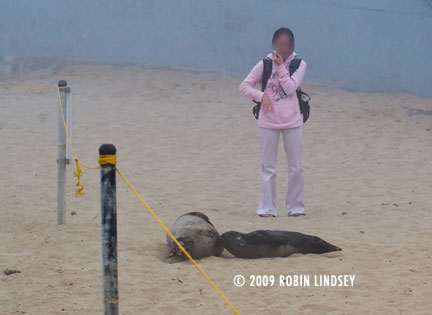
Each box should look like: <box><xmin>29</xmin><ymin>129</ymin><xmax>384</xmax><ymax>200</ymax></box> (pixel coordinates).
<box><xmin>1</xmin><ymin>0</ymin><xmax>431</xmax><ymax>96</ymax></box>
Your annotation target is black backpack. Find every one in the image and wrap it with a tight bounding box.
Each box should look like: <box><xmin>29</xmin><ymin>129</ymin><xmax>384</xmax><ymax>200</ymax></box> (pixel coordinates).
<box><xmin>252</xmin><ymin>57</ymin><xmax>310</xmax><ymax>123</ymax></box>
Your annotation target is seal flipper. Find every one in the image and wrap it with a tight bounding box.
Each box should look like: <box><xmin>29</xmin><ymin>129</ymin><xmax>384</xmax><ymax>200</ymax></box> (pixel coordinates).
<box><xmin>268</xmin><ymin>230</ymin><xmax>341</xmax><ymax>254</ymax></box>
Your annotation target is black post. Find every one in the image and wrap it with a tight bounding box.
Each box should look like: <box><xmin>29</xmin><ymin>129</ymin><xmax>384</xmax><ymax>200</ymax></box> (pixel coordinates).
<box><xmin>99</xmin><ymin>144</ymin><xmax>118</xmax><ymax>315</ymax></box>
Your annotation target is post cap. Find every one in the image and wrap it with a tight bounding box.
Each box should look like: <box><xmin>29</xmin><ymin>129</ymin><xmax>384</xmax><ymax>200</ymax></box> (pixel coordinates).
<box><xmin>58</xmin><ymin>80</ymin><xmax>67</xmax><ymax>87</ymax></box>
<box><xmin>99</xmin><ymin>144</ymin><xmax>117</xmax><ymax>155</ymax></box>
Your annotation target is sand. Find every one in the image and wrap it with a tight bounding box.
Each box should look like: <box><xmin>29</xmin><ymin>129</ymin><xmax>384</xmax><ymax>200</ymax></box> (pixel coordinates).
<box><xmin>0</xmin><ymin>64</ymin><xmax>431</xmax><ymax>315</ymax></box>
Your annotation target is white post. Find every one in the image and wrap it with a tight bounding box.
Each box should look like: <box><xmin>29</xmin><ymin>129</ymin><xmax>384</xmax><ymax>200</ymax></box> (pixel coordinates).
<box><xmin>57</xmin><ymin>80</ymin><xmax>68</xmax><ymax>225</ymax></box>
<box><xmin>66</xmin><ymin>87</ymin><xmax>72</xmax><ymax>164</ymax></box>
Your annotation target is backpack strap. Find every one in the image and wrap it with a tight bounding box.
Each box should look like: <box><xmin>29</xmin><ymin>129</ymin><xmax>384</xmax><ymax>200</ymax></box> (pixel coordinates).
<box><xmin>288</xmin><ymin>57</ymin><xmax>302</xmax><ymax>76</ymax></box>
<box><xmin>261</xmin><ymin>57</ymin><xmax>273</xmax><ymax>91</ymax></box>
<box><xmin>261</xmin><ymin>57</ymin><xmax>300</xmax><ymax>90</ymax></box>
<box><xmin>252</xmin><ymin>57</ymin><xmax>273</xmax><ymax>119</ymax></box>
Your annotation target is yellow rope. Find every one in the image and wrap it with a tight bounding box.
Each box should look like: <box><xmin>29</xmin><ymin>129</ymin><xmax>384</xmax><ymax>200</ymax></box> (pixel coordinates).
<box><xmin>55</xmin><ymin>86</ymin><xmax>100</xmax><ymax>195</ymax></box>
<box><xmin>112</xmin><ymin>165</ymin><xmax>240</xmax><ymax>315</ymax></box>
<box><xmin>2</xmin><ymin>79</ymin><xmax>240</xmax><ymax>313</ymax></box>
<box><xmin>0</xmin><ymin>80</ymin><xmax>96</xmax><ymax>195</ymax></box>
<box><xmin>0</xmin><ymin>80</ymin><xmax>99</xmax><ymax>196</ymax></box>
<box><xmin>98</xmin><ymin>155</ymin><xmax>117</xmax><ymax>165</ymax></box>
<box><xmin>0</xmin><ymin>80</ymin><xmax>60</xmax><ymax>90</ymax></box>
<box><xmin>73</xmin><ymin>157</ymin><xmax>84</xmax><ymax>196</ymax></box>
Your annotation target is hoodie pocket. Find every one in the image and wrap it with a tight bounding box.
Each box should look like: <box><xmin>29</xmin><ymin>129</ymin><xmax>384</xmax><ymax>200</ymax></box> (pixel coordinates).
<box><xmin>275</xmin><ymin>100</ymin><xmax>297</xmax><ymax>124</ymax></box>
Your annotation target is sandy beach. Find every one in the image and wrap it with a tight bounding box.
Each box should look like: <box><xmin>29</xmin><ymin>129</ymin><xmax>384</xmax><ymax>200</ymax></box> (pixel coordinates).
<box><xmin>0</xmin><ymin>64</ymin><xmax>431</xmax><ymax>314</ymax></box>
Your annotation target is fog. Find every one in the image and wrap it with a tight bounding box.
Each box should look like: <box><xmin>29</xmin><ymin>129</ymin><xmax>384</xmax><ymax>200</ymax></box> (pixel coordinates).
<box><xmin>1</xmin><ymin>0</ymin><xmax>431</xmax><ymax>96</ymax></box>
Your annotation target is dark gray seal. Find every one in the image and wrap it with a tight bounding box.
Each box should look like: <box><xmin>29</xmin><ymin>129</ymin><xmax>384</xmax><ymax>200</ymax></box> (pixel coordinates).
<box><xmin>220</xmin><ymin>230</ymin><xmax>341</xmax><ymax>259</ymax></box>
<box><xmin>166</xmin><ymin>212</ymin><xmax>224</xmax><ymax>259</ymax></box>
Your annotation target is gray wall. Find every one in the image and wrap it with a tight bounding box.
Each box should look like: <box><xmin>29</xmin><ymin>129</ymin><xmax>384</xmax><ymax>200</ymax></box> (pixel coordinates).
<box><xmin>1</xmin><ymin>0</ymin><xmax>431</xmax><ymax>96</ymax></box>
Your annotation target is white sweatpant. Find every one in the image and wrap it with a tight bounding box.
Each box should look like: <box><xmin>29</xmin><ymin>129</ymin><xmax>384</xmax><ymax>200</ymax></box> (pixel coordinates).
<box><xmin>257</xmin><ymin>125</ymin><xmax>306</xmax><ymax>216</ymax></box>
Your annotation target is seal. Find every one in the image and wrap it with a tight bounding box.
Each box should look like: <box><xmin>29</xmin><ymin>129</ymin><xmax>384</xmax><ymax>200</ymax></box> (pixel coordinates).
<box><xmin>220</xmin><ymin>230</ymin><xmax>341</xmax><ymax>259</ymax></box>
<box><xmin>166</xmin><ymin>212</ymin><xmax>224</xmax><ymax>259</ymax></box>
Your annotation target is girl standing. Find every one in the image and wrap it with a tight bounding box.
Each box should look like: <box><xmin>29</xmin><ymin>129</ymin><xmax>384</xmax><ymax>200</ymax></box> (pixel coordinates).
<box><xmin>239</xmin><ymin>27</ymin><xmax>307</xmax><ymax>217</ymax></box>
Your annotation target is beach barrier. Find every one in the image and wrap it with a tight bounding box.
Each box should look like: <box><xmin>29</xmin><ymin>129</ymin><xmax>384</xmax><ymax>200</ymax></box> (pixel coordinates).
<box><xmin>57</xmin><ymin>80</ymin><xmax>68</xmax><ymax>224</ymax></box>
<box><xmin>99</xmin><ymin>144</ymin><xmax>119</xmax><ymax>315</ymax></box>
<box><xmin>0</xmin><ymin>80</ymin><xmax>81</xmax><ymax>224</ymax></box>
<box><xmin>0</xmin><ymin>79</ymin><xmax>240</xmax><ymax>314</ymax></box>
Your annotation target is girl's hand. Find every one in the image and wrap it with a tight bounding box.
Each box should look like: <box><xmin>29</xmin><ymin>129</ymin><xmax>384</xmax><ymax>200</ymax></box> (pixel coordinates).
<box><xmin>262</xmin><ymin>93</ymin><xmax>273</xmax><ymax>111</ymax></box>
<box><xmin>272</xmin><ymin>51</ymin><xmax>284</xmax><ymax>66</ymax></box>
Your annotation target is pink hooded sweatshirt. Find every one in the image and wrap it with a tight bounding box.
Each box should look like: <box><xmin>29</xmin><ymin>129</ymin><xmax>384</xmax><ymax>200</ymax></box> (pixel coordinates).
<box><xmin>239</xmin><ymin>51</ymin><xmax>307</xmax><ymax>129</ymax></box>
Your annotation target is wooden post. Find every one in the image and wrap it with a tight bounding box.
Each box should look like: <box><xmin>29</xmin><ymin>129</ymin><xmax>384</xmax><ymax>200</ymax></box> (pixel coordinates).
<box><xmin>57</xmin><ymin>80</ymin><xmax>68</xmax><ymax>225</ymax></box>
<box><xmin>99</xmin><ymin>144</ymin><xmax>119</xmax><ymax>315</ymax></box>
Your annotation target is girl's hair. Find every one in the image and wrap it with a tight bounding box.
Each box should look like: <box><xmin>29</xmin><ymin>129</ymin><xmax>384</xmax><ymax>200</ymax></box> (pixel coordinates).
<box><xmin>272</xmin><ymin>27</ymin><xmax>295</xmax><ymax>48</ymax></box>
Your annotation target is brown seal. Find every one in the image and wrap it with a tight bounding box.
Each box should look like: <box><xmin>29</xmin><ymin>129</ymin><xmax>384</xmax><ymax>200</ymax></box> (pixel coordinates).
<box><xmin>166</xmin><ymin>212</ymin><xmax>223</xmax><ymax>259</ymax></box>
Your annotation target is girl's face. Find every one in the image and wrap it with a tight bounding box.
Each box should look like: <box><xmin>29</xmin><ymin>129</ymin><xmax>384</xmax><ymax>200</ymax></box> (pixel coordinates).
<box><xmin>273</xmin><ymin>34</ymin><xmax>294</xmax><ymax>60</ymax></box>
